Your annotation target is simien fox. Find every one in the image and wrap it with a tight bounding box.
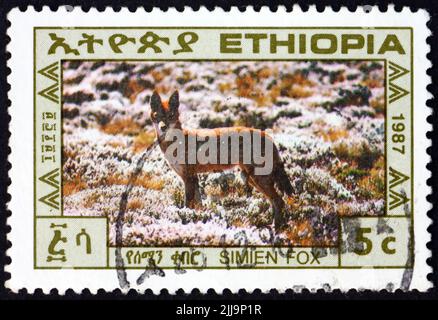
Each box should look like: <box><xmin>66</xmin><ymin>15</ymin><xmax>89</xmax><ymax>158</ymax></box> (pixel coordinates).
<box><xmin>150</xmin><ymin>90</ymin><xmax>293</xmax><ymax>230</ymax></box>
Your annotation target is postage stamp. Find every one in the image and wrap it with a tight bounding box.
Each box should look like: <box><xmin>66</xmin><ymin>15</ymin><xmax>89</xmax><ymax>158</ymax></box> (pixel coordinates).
<box><xmin>6</xmin><ymin>7</ymin><xmax>432</xmax><ymax>293</ymax></box>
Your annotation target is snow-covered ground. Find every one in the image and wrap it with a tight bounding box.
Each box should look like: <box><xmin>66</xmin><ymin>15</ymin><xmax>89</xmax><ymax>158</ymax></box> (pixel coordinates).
<box><xmin>62</xmin><ymin>61</ymin><xmax>385</xmax><ymax>246</ymax></box>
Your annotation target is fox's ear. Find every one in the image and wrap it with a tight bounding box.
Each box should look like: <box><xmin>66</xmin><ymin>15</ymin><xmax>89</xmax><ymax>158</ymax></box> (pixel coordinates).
<box><xmin>168</xmin><ymin>90</ymin><xmax>179</xmax><ymax>118</ymax></box>
<box><xmin>150</xmin><ymin>91</ymin><xmax>163</xmax><ymax>113</ymax></box>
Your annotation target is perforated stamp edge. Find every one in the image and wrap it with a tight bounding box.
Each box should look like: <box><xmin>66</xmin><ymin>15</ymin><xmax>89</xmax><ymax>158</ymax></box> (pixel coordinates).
<box><xmin>5</xmin><ymin>5</ymin><xmax>432</xmax><ymax>294</ymax></box>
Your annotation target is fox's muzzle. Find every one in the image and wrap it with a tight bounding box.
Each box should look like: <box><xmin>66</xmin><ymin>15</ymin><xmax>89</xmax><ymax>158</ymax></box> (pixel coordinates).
<box><xmin>158</xmin><ymin>121</ymin><xmax>167</xmax><ymax>131</ymax></box>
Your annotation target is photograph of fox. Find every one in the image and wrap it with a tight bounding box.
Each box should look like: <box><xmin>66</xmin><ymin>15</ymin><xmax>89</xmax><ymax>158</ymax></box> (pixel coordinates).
<box><xmin>150</xmin><ymin>90</ymin><xmax>293</xmax><ymax>230</ymax></box>
<box><xmin>62</xmin><ymin>60</ymin><xmax>385</xmax><ymax>246</ymax></box>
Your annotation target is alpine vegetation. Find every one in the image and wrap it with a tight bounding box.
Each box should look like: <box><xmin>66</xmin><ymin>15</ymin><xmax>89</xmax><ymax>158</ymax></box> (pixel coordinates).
<box><xmin>62</xmin><ymin>60</ymin><xmax>385</xmax><ymax>247</ymax></box>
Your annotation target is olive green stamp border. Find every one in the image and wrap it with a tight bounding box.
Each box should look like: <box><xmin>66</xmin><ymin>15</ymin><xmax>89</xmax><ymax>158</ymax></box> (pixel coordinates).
<box><xmin>33</xmin><ymin>26</ymin><xmax>414</xmax><ymax>270</ymax></box>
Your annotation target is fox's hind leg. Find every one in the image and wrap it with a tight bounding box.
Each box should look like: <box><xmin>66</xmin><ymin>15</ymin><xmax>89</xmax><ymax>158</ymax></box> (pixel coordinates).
<box><xmin>251</xmin><ymin>177</ymin><xmax>286</xmax><ymax>231</ymax></box>
<box><xmin>242</xmin><ymin>167</ymin><xmax>286</xmax><ymax>231</ymax></box>
<box><xmin>183</xmin><ymin>175</ymin><xmax>200</xmax><ymax>209</ymax></box>
<box><xmin>240</xmin><ymin>170</ymin><xmax>253</xmax><ymax>198</ymax></box>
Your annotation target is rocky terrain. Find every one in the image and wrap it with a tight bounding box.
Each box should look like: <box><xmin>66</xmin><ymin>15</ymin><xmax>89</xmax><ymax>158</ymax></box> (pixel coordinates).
<box><xmin>62</xmin><ymin>60</ymin><xmax>385</xmax><ymax>247</ymax></box>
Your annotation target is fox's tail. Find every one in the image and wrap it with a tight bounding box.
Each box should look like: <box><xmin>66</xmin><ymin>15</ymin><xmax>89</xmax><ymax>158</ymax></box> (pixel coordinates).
<box><xmin>274</xmin><ymin>160</ymin><xmax>293</xmax><ymax>196</ymax></box>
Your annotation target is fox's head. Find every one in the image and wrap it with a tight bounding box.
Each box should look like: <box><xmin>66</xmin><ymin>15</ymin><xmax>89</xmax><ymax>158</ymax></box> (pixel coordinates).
<box><xmin>150</xmin><ymin>90</ymin><xmax>181</xmax><ymax>135</ymax></box>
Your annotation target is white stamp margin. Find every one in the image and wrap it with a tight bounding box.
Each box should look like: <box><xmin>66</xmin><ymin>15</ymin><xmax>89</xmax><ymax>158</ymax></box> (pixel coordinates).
<box><xmin>6</xmin><ymin>6</ymin><xmax>432</xmax><ymax>293</ymax></box>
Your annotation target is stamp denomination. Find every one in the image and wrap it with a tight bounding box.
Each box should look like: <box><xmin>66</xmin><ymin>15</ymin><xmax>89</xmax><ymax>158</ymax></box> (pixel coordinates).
<box><xmin>7</xmin><ymin>7</ymin><xmax>431</xmax><ymax>292</ymax></box>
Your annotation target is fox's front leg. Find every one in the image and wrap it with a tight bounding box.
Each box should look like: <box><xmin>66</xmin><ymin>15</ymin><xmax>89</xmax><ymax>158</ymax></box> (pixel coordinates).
<box><xmin>184</xmin><ymin>175</ymin><xmax>200</xmax><ymax>209</ymax></box>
